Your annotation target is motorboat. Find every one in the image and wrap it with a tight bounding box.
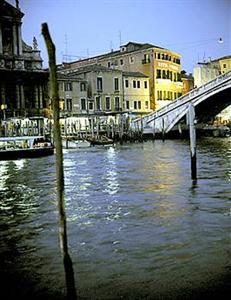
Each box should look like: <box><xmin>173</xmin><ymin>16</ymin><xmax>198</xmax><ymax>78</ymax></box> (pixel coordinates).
<box><xmin>0</xmin><ymin>136</ymin><xmax>54</xmax><ymax>160</ymax></box>
<box><xmin>62</xmin><ymin>139</ymin><xmax>91</xmax><ymax>149</ymax></box>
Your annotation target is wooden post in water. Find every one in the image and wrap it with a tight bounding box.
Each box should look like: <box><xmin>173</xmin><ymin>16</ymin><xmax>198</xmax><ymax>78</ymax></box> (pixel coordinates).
<box><xmin>188</xmin><ymin>103</ymin><xmax>197</xmax><ymax>181</ymax></box>
<box><xmin>41</xmin><ymin>23</ymin><xmax>77</xmax><ymax>300</ymax></box>
<box><xmin>162</xmin><ymin>117</ymin><xmax>165</xmax><ymax>142</ymax></box>
<box><xmin>152</xmin><ymin>119</ymin><xmax>155</xmax><ymax>141</ymax></box>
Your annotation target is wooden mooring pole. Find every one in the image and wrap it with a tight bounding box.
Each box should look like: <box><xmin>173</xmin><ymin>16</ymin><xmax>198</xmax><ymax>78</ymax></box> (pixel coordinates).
<box><xmin>188</xmin><ymin>103</ymin><xmax>197</xmax><ymax>181</ymax></box>
<box><xmin>162</xmin><ymin>117</ymin><xmax>165</xmax><ymax>142</ymax></box>
<box><xmin>42</xmin><ymin>23</ymin><xmax>77</xmax><ymax>300</ymax></box>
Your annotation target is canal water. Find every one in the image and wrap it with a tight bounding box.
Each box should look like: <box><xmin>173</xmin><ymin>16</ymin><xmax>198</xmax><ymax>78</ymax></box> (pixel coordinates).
<box><xmin>0</xmin><ymin>138</ymin><xmax>230</xmax><ymax>299</ymax></box>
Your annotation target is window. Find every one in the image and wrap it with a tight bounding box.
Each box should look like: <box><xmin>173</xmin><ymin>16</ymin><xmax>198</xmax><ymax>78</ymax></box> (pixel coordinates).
<box><xmin>81</xmin><ymin>98</ymin><xmax>86</xmax><ymax>110</ymax></box>
<box><xmin>144</xmin><ymin>81</ymin><xmax>148</xmax><ymax>88</ymax></box>
<box><xmin>114</xmin><ymin>78</ymin><xmax>119</xmax><ymax>91</ymax></box>
<box><xmin>223</xmin><ymin>64</ymin><xmax>226</xmax><ymax>68</ymax></box>
<box><xmin>95</xmin><ymin>96</ymin><xmax>101</xmax><ymax>110</ymax></box>
<box><xmin>66</xmin><ymin>98</ymin><xmax>72</xmax><ymax>111</ymax></box>
<box><xmin>125</xmin><ymin>79</ymin><xmax>129</xmax><ymax>88</ymax></box>
<box><xmin>134</xmin><ymin>101</ymin><xmax>137</xmax><ymax>109</ymax></box>
<box><xmin>114</xmin><ymin>97</ymin><xmax>120</xmax><ymax>111</ymax></box>
<box><xmin>138</xmin><ymin>101</ymin><xmax>141</xmax><ymax>109</ymax></box>
<box><xmin>126</xmin><ymin>101</ymin><xmax>129</xmax><ymax>109</ymax></box>
<box><xmin>157</xmin><ymin>53</ymin><xmax>161</xmax><ymax>59</ymax></box>
<box><xmin>108</xmin><ymin>62</ymin><xmax>111</xmax><ymax>68</ymax></box>
<box><xmin>88</xmin><ymin>102</ymin><xmax>94</xmax><ymax>110</ymax></box>
<box><xmin>157</xmin><ymin>91</ymin><xmax>160</xmax><ymax>100</ymax></box>
<box><xmin>120</xmin><ymin>59</ymin><xmax>124</xmax><ymax>65</ymax></box>
<box><xmin>174</xmin><ymin>73</ymin><xmax>177</xmax><ymax>82</ymax></box>
<box><xmin>106</xmin><ymin>97</ymin><xmax>110</xmax><ymax>110</ymax></box>
<box><xmin>145</xmin><ymin>101</ymin><xmax>149</xmax><ymax>109</ymax></box>
<box><xmin>97</xmin><ymin>77</ymin><xmax>103</xmax><ymax>91</ymax></box>
<box><xmin>137</xmin><ymin>81</ymin><xmax>140</xmax><ymax>88</ymax></box>
<box><xmin>130</xmin><ymin>56</ymin><xmax>134</xmax><ymax>64</ymax></box>
<box><xmin>64</xmin><ymin>82</ymin><xmax>72</xmax><ymax>91</ymax></box>
<box><xmin>157</xmin><ymin>69</ymin><xmax>161</xmax><ymax>78</ymax></box>
<box><xmin>114</xmin><ymin>60</ymin><xmax>118</xmax><ymax>66</ymax></box>
<box><xmin>133</xmin><ymin>80</ymin><xmax>136</xmax><ymax>88</ymax></box>
<box><xmin>162</xmin><ymin>70</ymin><xmax>166</xmax><ymax>79</ymax></box>
<box><xmin>80</xmin><ymin>82</ymin><xmax>86</xmax><ymax>91</ymax></box>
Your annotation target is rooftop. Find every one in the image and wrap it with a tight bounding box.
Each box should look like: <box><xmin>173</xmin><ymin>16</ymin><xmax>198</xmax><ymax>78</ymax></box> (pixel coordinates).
<box><xmin>67</xmin><ymin>41</ymin><xmax>171</xmax><ymax>67</ymax></box>
<box><xmin>122</xmin><ymin>71</ymin><xmax>149</xmax><ymax>78</ymax></box>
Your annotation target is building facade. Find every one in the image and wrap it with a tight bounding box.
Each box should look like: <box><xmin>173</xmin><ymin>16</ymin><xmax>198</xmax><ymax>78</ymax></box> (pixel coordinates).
<box><xmin>59</xmin><ymin>65</ymin><xmax>124</xmax><ymax>115</ymax></box>
<box><xmin>0</xmin><ymin>0</ymin><xmax>49</xmax><ymax>119</ymax></box>
<box><xmin>193</xmin><ymin>62</ymin><xmax>220</xmax><ymax>87</ymax></box>
<box><xmin>122</xmin><ymin>71</ymin><xmax>151</xmax><ymax>116</ymax></box>
<box><xmin>63</xmin><ymin>42</ymin><xmax>183</xmax><ymax>111</ymax></box>
<box><xmin>181</xmin><ymin>72</ymin><xmax>194</xmax><ymax>94</ymax></box>
<box><xmin>57</xmin><ymin>73</ymin><xmax>88</xmax><ymax>117</ymax></box>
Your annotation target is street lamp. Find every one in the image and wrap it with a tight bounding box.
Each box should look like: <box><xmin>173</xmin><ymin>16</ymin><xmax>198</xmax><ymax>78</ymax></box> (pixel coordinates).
<box><xmin>1</xmin><ymin>104</ymin><xmax>7</xmax><ymax>120</ymax></box>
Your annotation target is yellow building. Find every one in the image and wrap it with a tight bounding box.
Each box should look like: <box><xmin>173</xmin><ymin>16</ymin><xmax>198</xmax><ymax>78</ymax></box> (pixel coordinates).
<box><xmin>181</xmin><ymin>73</ymin><xmax>194</xmax><ymax>94</ymax></box>
<box><xmin>123</xmin><ymin>71</ymin><xmax>151</xmax><ymax>116</ymax></box>
<box><xmin>65</xmin><ymin>42</ymin><xmax>184</xmax><ymax>111</ymax></box>
<box><xmin>218</xmin><ymin>56</ymin><xmax>231</xmax><ymax>74</ymax></box>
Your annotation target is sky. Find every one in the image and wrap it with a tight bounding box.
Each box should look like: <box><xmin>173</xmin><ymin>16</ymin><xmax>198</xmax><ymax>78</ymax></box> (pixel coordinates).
<box><xmin>8</xmin><ymin>0</ymin><xmax>231</xmax><ymax>73</ymax></box>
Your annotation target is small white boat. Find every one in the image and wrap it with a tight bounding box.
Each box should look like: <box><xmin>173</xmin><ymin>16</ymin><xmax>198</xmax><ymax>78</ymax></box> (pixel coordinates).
<box><xmin>0</xmin><ymin>136</ymin><xmax>54</xmax><ymax>160</ymax></box>
<box><xmin>62</xmin><ymin>139</ymin><xmax>91</xmax><ymax>149</ymax></box>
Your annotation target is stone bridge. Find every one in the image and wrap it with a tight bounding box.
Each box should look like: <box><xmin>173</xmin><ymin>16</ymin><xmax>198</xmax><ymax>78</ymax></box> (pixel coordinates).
<box><xmin>131</xmin><ymin>70</ymin><xmax>231</xmax><ymax>133</ymax></box>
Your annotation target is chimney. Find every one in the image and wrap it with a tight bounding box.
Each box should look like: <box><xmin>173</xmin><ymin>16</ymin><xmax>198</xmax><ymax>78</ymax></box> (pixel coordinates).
<box><xmin>16</xmin><ymin>0</ymin><xmax>19</xmax><ymax>9</ymax></box>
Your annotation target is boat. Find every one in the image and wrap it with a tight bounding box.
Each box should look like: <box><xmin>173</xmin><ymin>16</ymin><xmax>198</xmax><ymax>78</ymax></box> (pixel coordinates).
<box><xmin>87</xmin><ymin>136</ymin><xmax>114</xmax><ymax>146</ymax></box>
<box><xmin>62</xmin><ymin>139</ymin><xmax>91</xmax><ymax>149</ymax></box>
<box><xmin>0</xmin><ymin>136</ymin><xmax>54</xmax><ymax>160</ymax></box>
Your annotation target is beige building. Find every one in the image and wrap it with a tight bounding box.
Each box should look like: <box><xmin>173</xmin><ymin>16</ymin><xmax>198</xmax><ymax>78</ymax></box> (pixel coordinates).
<box><xmin>57</xmin><ymin>73</ymin><xmax>88</xmax><ymax>116</ymax></box>
<box><xmin>60</xmin><ymin>65</ymin><xmax>124</xmax><ymax>114</ymax></box>
<box><xmin>63</xmin><ymin>41</ymin><xmax>183</xmax><ymax>111</ymax></box>
<box><xmin>193</xmin><ymin>62</ymin><xmax>220</xmax><ymax>87</ymax></box>
<box><xmin>123</xmin><ymin>71</ymin><xmax>151</xmax><ymax>116</ymax></box>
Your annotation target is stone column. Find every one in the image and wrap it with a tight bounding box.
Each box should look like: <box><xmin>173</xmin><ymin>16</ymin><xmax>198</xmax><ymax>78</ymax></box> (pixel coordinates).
<box><xmin>34</xmin><ymin>86</ymin><xmax>39</xmax><ymax>109</ymax></box>
<box><xmin>20</xmin><ymin>85</ymin><xmax>25</xmax><ymax>109</ymax></box>
<box><xmin>18</xmin><ymin>23</ymin><xmax>23</xmax><ymax>55</ymax></box>
<box><xmin>39</xmin><ymin>85</ymin><xmax>43</xmax><ymax>109</ymax></box>
<box><xmin>16</xmin><ymin>85</ymin><xmax>20</xmax><ymax>109</ymax></box>
<box><xmin>13</xmin><ymin>24</ymin><xmax>18</xmax><ymax>55</ymax></box>
<box><xmin>0</xmin><ymin>23</ymin><xmax>3</xmax><ymax>54</ymax></box>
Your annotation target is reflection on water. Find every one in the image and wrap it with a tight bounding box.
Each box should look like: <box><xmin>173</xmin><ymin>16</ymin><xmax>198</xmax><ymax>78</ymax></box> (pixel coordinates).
<box><xmin>0</xmin><ymin>138</ymin><xmax>231</xmax><ymax>299</ymax></box>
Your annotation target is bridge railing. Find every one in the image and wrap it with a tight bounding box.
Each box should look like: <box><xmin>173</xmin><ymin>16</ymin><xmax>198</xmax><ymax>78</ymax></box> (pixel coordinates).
<box><xmin>132</xmin><ymin>69</ymin><xmax>231</xmax><ymax>125</ymax></box>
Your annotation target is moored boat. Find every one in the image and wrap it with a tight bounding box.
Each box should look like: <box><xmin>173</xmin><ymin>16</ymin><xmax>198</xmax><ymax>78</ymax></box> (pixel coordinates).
<box><xmin>62</xmin><ymin>139</ymin><xmax>91</xmax><ymax>149</ymax></box>
<box><xmin>0</xmin><ymin>136</ymin><xmax>54</xmax><ymax>160</ymax></box>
